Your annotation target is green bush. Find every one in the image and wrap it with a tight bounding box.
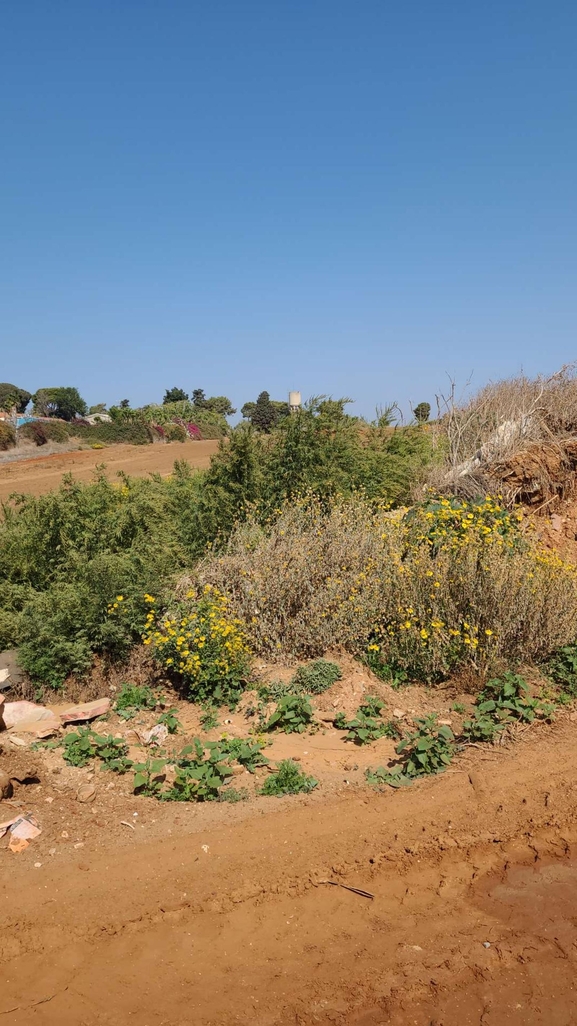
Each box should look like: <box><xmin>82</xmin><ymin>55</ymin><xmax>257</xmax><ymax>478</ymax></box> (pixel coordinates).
<box><xmin>70</xmin><ymin>421</ymin><xmax>154</xmax><ymax>445</ymax></box>
<box><xmin>164</xmin><ymin>423</ymin><xmax>187</xmax><ymax>442</ymax></box>
<box><xmin>291</xmin><ymin>659</ymin><xmax>341</xmax><ymax>694</ymax></box>
<box><xmin>0</xmin><ymin>422</ymin><xmax>16</xmax><ymax>450</ymax></box>
<box><xmin>0</xmin><ymin>469</ymin><xmax>205</xmax><ymax>686</ymax></box>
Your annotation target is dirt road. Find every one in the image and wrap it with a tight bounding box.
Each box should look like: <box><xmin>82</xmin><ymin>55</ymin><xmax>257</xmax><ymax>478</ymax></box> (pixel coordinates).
<box><xmin>2</xmin><ymin>719</ymin><xmax>577</xmax><ymax>1025</ymax></box>
<box><xmin>0</xmin><ymin>440</ymin><xmax>220</xmax><ymax>501</ymax></box>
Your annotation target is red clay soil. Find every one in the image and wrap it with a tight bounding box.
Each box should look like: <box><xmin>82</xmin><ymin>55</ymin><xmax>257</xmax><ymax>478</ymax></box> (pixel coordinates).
<box><xmin>0</xmin><ymin>439</ymin><xmax>220</xmax><ymax>502</ymax></box>
<box><xmin>2</xmin><ymin>717</ymin><xmax>577</xmax><ymax>1025</ymax></box>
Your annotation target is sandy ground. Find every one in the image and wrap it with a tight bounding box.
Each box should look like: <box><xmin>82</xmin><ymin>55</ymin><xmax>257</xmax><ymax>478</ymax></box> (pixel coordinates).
<box><xmin>1</xmin><ymin>665</ymin><xmax>577</xmax><ymax>1025</ymax></box>
<box><xmin>0</xmin><ymin>440</ymin><xmax>220</xmax><ymax>501</ymax></box>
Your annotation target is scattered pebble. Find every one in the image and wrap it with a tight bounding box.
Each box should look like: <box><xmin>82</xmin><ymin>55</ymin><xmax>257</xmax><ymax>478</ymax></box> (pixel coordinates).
<box><xmin>34</xmin><ymin>862</ymin><xmax>42</xmax><ymax>868</ymax></box>
<box><xmin>483</xmin><ymin>941</ymin><xmax>491</xmax><ymax>948</ymax></box>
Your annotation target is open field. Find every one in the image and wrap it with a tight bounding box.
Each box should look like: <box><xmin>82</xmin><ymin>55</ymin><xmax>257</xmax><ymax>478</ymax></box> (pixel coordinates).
<box><xmin>0</xmin><ymin>440</ymin><xmax>220</xmax><ymax>502</ymax></box>
<box><xmin>1</xmin><ymin>707</ymin><xmax>577</xmax><ymax>1025</ymax></box>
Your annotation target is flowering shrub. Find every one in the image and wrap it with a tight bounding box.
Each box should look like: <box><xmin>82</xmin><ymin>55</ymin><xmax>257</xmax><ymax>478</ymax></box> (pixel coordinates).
<box><xmin>199</xmin><ymin>494</ymin><xmax>577</xmax><ymax>683</ymax></box>
<box><xmin>142</xmin><ymin>586</ymin><xmax>251</xmax><ymax>703</ymax></box>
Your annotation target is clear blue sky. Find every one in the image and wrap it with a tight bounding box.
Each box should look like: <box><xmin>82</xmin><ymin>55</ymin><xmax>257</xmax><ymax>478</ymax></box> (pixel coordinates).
<box><xmin>2</xmin><ymin>1</ymin><xmax>576</xmax><ymax>418</ymax></box>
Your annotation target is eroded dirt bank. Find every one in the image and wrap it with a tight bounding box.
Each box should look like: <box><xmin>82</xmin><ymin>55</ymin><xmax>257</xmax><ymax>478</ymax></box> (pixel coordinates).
<box><xmin>2</xmin><ymin>720</ymin><xmax>577</xmax><ymax>1025</ymax></box>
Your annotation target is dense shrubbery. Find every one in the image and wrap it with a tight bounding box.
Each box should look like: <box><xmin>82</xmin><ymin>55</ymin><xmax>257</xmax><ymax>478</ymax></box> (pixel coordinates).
<box><xmin>18</xmin><ymin>420</ymin><xmax>70</xmax><ymax>446</ymax></box>
<box><xmin>3</xmin><ymin>395</ymin><xmax>576</xmax><ymax>693</ymax></box>
<box><xmin>69</xmin><ymin>420</ymin><xmax>154</xmax><ymax>445</ymax></box>
<box><xmin>0</xmin><ymin>469</ymin><xmax>205</xmax><ymax>685</ymax></box>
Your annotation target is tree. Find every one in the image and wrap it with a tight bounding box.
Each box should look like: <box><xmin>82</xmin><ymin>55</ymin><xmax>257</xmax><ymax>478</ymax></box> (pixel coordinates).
<box><xmin>89</xmin><ymin>403</ymin><xmax>107</xmax><ymax>415</ymax></box>
<box><xmin>0</xmin><ymin>383</ymin><xmax>31</xmax><ymax>414</ymax></box>
<box><xmin>250</xmin><ymin>392</ymin><xmax>278</xmax><ymax>433</ymax></box>
<box><xmin>413</xmin><ymin>402</ymin><xmax>431</xmax><ymax>424</ymax></box>
<box><xmin>204</xmin><ymin>396</ymin><xmax>236</xmax><ymax>417</ymax></box>
<box><xmin>242</xmin><ymin>394</ymin><xmax>289</xmax><ymax>431</ymax></box>
<box><xmin>32</xmin><ymin>387</ymin><xmax>88</xmax><ymax>421</ymax></box>
<box><xmin>119</xmin><ymin>399</ymin><xmax>131</xmax><ymax>409</ymax></box>
<box><xmin>163</xmin><ymin>387</ymin><xmax>189</xmax><ymax>404</ymax></box>
<box><xmin>191</xmin><ymin>389</ymin><xmax>207</xmax><ymax>407</ymax></box>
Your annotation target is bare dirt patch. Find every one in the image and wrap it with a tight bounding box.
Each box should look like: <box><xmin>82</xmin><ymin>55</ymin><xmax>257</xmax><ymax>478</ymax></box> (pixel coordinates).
<box><xmin>0</xmin><ymin>439</ymin><xmax>220</xmax><ymax>501</ymax></box>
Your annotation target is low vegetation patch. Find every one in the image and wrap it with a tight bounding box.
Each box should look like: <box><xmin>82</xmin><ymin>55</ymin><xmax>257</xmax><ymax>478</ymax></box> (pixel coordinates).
<box><xmin>265</xmin><ymin>694</ymin><xmax>315</xmax><ymax>734</ymax></box>
<box><xmin>260</xmin><ymin>759</ymin><xmax>318</xmax><ymax>796</ymax></box>
<box><xmin>367</xmin><ymin>714</ymin><xmax>455</xmax><ymax>788</ymax></box>
<box><xmin>334</xmin><ymin>697</ymin><xmax>400</xmax><ymax>745</ymax></box>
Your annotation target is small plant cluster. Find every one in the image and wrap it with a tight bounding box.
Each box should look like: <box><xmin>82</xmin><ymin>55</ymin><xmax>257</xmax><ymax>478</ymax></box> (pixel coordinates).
<box><xmin>260</xmin><ymin>759</ymin><xmax>318</xmax><ymax>796</ymax></box>
<box><xmin>62</xmin><ymin>728</ymin><xmax>132</xmax><ymax>773</ymax></box>
<box><xmin>462</xmin><ymin>672</ymin><xmax>553</xmax><ymax>742</ymax></box>
<box><xmin>334</xmin><ymin>696</ymin><xmax>400</xmax><ymax>745</ymax></box>
<box><xmin>547</xmin><ymin>643</ymin><xmax>577</xmax><ymax>698</ymax></box>
<box><xmin>115</xmin><ymin>682</ymin><xmax>158</xmax><ymax>720</ymax></box>
<box><xmin>265</xmin><ymin>694</ymin><xmax>315</xmax><ymax>734</ymax></box>
<box><xmin>142</xmin><ymin>586</ymin><xmax>251</xmax><ymax>704</ymax></box>
<box><xmin>290</xmin><ymin>660</ymin><xmax>342</xmax><ymax>694</ymax></box>
<box><xmin>367</xmin><ymin>714</ymin><xmax>455</xmax><ymax>788</ymax></box>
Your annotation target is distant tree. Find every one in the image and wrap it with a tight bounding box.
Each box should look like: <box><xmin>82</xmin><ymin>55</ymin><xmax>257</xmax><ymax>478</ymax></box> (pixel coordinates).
<box><xmin>32</xmin><ymin>387</ymin><xmax>88</xmax><ymax>421</ymax></box>
<box><xmin>241</xmin><ymin>401</ymin><xmax>256</xmax><ymax>420</ymax></box>
<box><xmin>119</xmin><ymin>399</ymin><xmax>131</xmax><ymax>409</ymax></box>
<box><xmin>0</xmin><ymin>383</ymin><xmax>31</xmax><ymax>414</ymax></box>
<box><xmin>89</xmin><ymin>403</ymin><xmax>107</xmax><ymax>415</ymax></box>
<box><xmin>163</xmin><ymin>387</ymin><xmax>189</xmax><ymax>404</ymax></box>
<box><xmin>250</xmin><ymin>392</ymin><xmax>278</xmax><ymax>433</ymax></box>
<box><xmin>241</xmin><ymin>395</ymin><xmax>289</xmax><ymax>430</ymax></box>
<box><xmin>413</xmin><ymin>402</ymin><xmax>431</xmax><ymax>424</ymax></box>
<box><xmin>191</xmin><ymin>389</ymin><xmax>207</xmax><ymax>407</ymax></box>
<box><xmin>204</xmin><ymin>395</ymin><xmax>236</xmax><ymax>417</ymax></box>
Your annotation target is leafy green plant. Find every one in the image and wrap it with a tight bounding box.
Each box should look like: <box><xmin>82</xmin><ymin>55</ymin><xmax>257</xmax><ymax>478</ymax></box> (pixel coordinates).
<box><xmin>461</xmin><ymin>709</ymin><xmax>505</xmax><ymax>743</ymax></box>
<box><xmin>62</xmin><ymin>728</ymin><xmax>132</xmax><ymax>772</ymax></box>
<box><xmin>257</xmin><ymin>679</ymin><xmax>295</xmax><ymax>702</ymax></box>
<box><xmin>477</xmin><ymin>672</ymin><xmax>540</xmax><ymax>723</ymax></box>
<box><xmin>200</xmin><ymin>705</ymin><xmax>219</xmax><ymax>731</ymax></box>
<box><xmin>157</xmin><ymin>708</ymin><xmax>182</xmax><ymax>734</ymax></box>
<box><xmin>396</xmin><ymin>714</ymin><xmax>455</xmax><ymax>776</ymax></box>
<box><xmin>547</xmin><ymin>643</ymin><xmax>577</xmax><ymax>697</ymax></box>
<box><xmin>265</xmin><ymin>694</ymin><xmax>314</xmax><ymax>734</ymax></box>
<box><xmin>369</xmin><ymin>714</ymin><xmax>455</xmax><ymax>787</ymax></box>
<box><xmin>115</xmin><ymin>682</ymin><xmax>158</xmax><ymax>719</ymax></box>
<box><xmin>206</xmin><ymin>737</ymin><xmax>269</xmax><ymax>773</ymax></box>
<box><xmin>163</xmin><ymin>739</ymin><xmax>233</xmax><ymax>802</ymax></box>
<box><xmin>62</xmin><ymin>727</ymin><xmax>95</xmax><ymax>767</ymax></box>
<box><xmin>90</xmin><ymin>733</ymin><xmax>133</xmax><ymax>773</ymax></box>
<box><xmin>334</xmin><ymin>697</ymin><xmax>400</xmax><ymax>745</ymax></box>
<box><xmin>260</xmin><ymin>760</ymin><xmax>318</xmax><ymax>796</ymax></box>
<box><xmin>452</xmin><ymin>701</ymin><xmax>466</xmax><ymax>713</ymax></box>
<box><xmin>291</xmin><ymin>660</ymin><xmax>341</xmax><ymax>695</ymax></box>
<box><xmin>133</xmin><ymin>756</ymin><xmax>167</xmax><ymax>795</ymax></box>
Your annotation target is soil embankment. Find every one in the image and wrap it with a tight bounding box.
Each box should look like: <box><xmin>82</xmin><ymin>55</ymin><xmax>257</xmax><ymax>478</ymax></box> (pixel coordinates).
<box><xmin>0</xmin><ymin>440</ymin><xmax>220</xmax><ymax>502</ymax></box>
<box><xmin>2</xmin><ymin>718</ymin><xmax>577</xmax><ymax>1025</ymax></box>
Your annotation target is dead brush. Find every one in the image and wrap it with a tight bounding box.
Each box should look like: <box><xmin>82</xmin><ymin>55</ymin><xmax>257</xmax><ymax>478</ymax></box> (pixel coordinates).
<box><xmin>428</xmin><ymin>365</ymin><xmax>577</xmax><ymax>503</ymax></box>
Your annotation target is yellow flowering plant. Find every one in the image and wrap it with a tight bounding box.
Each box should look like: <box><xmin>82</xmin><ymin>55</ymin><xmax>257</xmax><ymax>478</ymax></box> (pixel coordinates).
<box><xmin>142</xmin><ymin>586</ymin><xmax>251</xmax><ymax>703</ymax></box>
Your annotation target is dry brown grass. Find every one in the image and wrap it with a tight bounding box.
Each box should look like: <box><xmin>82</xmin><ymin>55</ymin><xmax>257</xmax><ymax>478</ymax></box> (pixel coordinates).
<box><xmin>428</xmin><ymin>366</ymin><xmax>577</xmax><ymax>504</ymax></box>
